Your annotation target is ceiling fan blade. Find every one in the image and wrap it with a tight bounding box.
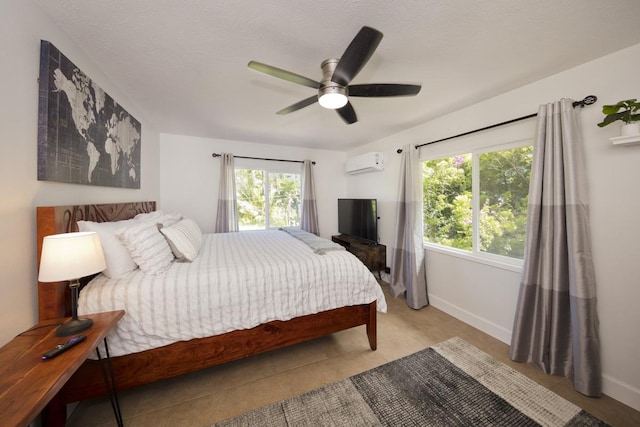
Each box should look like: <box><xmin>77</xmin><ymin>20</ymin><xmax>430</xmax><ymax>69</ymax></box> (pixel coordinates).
<box><xmin>276</xmin><ymin>95</ymin><xmax>318</xmax><ymax>115</ymax></box>
<box><xmin>332</xmin><ymin>26</ymin><xmax>383</xmax><ymax>86</ymax></box>
<box><xmin>248</xmin><ymin>61</ymin><xmax>320</xmax><ymax>89</ymax></box>
<box><xmin>336</xmin><ymin>102</ymin><xmax>357</xmax><ymax>124</ymax></box>
<box><xmin>348</xmin><ymin>83</ymin><xmax>422</xmax><ymax>97</ymax></box>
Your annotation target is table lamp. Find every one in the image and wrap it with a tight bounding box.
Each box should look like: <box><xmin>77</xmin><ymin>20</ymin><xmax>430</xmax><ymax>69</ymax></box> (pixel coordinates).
<box><xmin>38</xmin><ymin>231</ymin><xmax>107</xmax><ymax>336</ymax></box>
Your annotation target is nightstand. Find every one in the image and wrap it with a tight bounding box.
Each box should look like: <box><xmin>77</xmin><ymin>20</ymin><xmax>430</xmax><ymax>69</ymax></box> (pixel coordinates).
<box><xmin>0</xmin><ymin>310</ymin><xmax>125</xmax><ymax>427</ymax></box>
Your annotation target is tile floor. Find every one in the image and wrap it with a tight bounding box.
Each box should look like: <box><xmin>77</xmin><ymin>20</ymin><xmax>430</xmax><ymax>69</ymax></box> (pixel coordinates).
<box><xmin>66</xmin><ymin>283</ymin><xmax>640</xmax><ymax>427</ymax></box>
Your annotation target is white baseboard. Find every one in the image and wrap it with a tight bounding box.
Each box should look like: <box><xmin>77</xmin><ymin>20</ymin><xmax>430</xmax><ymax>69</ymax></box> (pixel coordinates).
<box><xmin>602</xmin><ymin>373</ymin><xmax>640</xmax><ymax>411</ymax></box>
<box><xmin>428</xmin><ymin>294</ymin><xmax>640</xmax><ymax>412</ymax></box>
<box><xmin>428</xmin><ymin>294</ymin><xmax>512</xmax><ymax>344</ymax></box>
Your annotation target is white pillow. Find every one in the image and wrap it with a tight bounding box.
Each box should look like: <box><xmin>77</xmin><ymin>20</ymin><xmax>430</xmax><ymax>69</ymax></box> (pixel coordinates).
<box><xmin>134</xmin><ymin>210</ymin><xmax>165</xmax><ymax>222</ymax></box>
<box><xmin>135</xmin><ymin>210</ymin><xmax>182</xmax><ymax>227</ymax></box>
<box><xmin>157</xmin><ymin>212</ymin><xmax>182</xmax><ymax>228</ymax></box>
<box><xmin>77</xmin><ymin>219</ymin><xmax>138</xmax><ymax>278</ymax></box>
<box><xmin>117</xmin><ymin>222</ymin><xmax>174</xmax><ymax>274</ymax></box>
<box><xmin>160</xmin><ymin>218</ymin><xmax>203</xmax><ymax>262</ymax></box>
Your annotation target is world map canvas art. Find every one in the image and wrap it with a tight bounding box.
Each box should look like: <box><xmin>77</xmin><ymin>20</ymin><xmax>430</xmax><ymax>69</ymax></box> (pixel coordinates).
<box><xmin>37</xmin><ymin>40</ymin><xmax>141</xmax><ymax>188</ymax></box>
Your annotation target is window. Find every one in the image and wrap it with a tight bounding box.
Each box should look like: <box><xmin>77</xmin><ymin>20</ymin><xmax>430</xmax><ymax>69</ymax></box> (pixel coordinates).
<box><xmin>422</xmin><ymin>143</ymin><xmax>532</xmax><ymax>261</ymax></box>
<box><xmin>235</xmin><ymin>168</ymin><xmax>301</xmax><ymax>230</ymax></box>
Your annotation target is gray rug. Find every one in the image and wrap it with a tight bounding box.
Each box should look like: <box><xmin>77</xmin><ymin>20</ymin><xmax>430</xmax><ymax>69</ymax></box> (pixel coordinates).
<box><xmin>212</xmin><ymin>337</ymin><xmax>608</xmax><ymax>426</ymax></box>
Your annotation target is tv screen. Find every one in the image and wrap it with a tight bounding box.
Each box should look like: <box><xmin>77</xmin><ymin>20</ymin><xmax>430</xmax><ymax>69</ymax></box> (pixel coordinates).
<box><xmin>338</xmin><ymin>198</ymin><xmax>378</xmax><ymax>243</ymax></box>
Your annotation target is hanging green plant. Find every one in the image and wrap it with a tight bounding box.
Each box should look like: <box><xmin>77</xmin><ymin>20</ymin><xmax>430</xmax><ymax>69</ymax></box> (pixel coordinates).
<box><xmin>597</xmin><ymin>99</ymin><xmax>640</xmax><ymax>127</ymax></box>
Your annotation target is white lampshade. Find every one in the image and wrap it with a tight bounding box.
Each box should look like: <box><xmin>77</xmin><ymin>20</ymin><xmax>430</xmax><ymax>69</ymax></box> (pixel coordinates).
<box><xmin>319</xmin><ymin>92</ymin><xmax>348</xmax><ymax>109</ymax></box>
<box><xmin>39</xmin><ymin>231</ymin><xmax>107</xmax><ymax>282</ymax></box>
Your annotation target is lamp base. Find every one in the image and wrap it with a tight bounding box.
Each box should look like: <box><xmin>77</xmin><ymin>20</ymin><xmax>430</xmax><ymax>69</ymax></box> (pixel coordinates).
<box><xmin>56</xmin><ymin>317</ymin><xmax>93</xmax><ymax>337</ymax></box>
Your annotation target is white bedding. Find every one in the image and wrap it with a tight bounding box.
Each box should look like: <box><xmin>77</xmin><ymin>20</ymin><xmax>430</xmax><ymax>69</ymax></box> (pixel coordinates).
<box><xmin>79</xmin><ymin>229</ymin><xmax>387</xmax><ymax>357</ymax></box>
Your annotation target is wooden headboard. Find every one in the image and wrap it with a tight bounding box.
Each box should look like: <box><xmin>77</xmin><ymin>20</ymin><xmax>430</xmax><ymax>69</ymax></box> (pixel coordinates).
<box><xmin>36</xmin><ymin>201</ymin><xmax>156</xmax><ymax>321</ymax></box>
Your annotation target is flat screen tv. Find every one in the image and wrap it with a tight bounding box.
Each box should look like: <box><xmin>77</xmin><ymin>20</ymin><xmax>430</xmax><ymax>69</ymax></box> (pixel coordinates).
<box><xmin>338</xmin><ymin>198</ymin><xmax>378</xmax><ymax>244</ymax></box>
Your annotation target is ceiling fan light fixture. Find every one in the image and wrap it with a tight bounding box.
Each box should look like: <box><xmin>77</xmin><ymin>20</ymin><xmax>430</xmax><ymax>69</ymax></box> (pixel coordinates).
<box><xmin>318</xmin><ymin>59</ymin><xmax>348</xmax><ymax>110</ymax></box>
<box><xmin>318</xmin><ymin>86</ymin><xmax>348</xmax><ymax>109</ymax></box>
<box><xmin>319</xmin><ymin>93</ymin><xmax>348</xmax><ymax>110</ymax></box>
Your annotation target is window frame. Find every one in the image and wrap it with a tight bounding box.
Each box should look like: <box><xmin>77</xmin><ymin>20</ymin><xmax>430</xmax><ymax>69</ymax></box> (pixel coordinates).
<box><xmin>234</xmin><ymin>158</ymin><xmax>303</xmax><ymax>231</ymax></box>
<box><xmin>421</xmin><ymin>137</ymin><xmax>533</xmax><ymax>272</ymax></box>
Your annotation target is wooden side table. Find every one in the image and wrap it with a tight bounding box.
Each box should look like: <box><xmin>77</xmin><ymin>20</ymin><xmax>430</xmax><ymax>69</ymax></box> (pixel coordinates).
<box><xmin>331</xmin><ymin>234</ymin><xmax>386</xmax><ymax>273</ymax></box>
<box><xmin>0</xmin><ymin>310</ymin><xmax>125</xmax><ymax>427</ymax></box>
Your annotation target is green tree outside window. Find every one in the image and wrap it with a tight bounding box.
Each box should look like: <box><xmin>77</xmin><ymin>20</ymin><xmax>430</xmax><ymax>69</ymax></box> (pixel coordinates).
<box><xmin>235</xmin><ymin>169</ymin><xmax>300</xmax><ymax>230</ymax></box>
<box><xmin>423</xmin><ymin>145</ymin><xmax>532</xmax><ymax>259</ymax></box>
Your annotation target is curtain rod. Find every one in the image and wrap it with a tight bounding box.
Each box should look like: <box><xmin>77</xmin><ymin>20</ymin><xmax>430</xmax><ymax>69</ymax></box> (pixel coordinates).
<box><xmin>397</xmin><ymin>95</ymin><xmax>597</xmax><ymax>153</ymax></box>
<box><xmin>211</xmin><ymin>153</ymin><xmax>315</xmax><ymax>165</ymax></box>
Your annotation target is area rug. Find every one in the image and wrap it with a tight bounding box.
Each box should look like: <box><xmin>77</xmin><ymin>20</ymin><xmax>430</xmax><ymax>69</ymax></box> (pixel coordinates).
<box><xmin>212</xmin><ymin>337</ymin><xmax>608</xmax><ymax>426</ymax></box>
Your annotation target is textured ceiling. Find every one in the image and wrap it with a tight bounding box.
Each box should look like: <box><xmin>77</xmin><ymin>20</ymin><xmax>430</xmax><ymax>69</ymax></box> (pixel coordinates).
<box><xmin>33</xmin><ymin>0</ymin><xmax>640</xmax><ymax>151</ymax></box>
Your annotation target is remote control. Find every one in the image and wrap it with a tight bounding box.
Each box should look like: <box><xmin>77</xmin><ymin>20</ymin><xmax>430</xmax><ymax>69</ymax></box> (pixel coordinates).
<box><xmin>41</xmin><ymin>335</ymin><xmax>87</xmax><ymax>360</ymax></box>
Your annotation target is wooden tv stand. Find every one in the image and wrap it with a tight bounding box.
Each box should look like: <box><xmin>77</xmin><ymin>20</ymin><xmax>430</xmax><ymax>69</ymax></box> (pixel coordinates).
<box><xmin>332</xmin><ymin>234</ymin><xmax>386</xmax><ymax>273</ymax></box>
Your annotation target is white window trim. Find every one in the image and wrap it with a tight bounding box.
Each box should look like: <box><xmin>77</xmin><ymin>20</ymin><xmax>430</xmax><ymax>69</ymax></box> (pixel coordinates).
<box><xmin>424</xmin><ymin>241</ymin><xmax>524</xmax><ymax>273</ymax></box>
<box><xmin>235</xmin><ymin>160</ymin><xmax>303</xmax><ymax>230</ymax></box>
<box><xmin>421</xmin><ymin>137</ymin><xmax>533</xmax><ymax>269</ymax></box>
<box><xmin>263</xmin><ymin>173</ymin><xmax>271</xmax><ymax>229</ymax></box>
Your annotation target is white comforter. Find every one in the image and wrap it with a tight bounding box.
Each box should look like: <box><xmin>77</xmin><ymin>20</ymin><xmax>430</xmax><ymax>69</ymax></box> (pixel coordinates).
<box><xmin>79</xmin><ymin>229</ymin><xmax>387</xmax><ymax>357</ymax></box>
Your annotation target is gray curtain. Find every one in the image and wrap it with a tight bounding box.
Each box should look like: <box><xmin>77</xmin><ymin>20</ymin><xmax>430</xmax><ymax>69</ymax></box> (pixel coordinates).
<box><xmin>300</xmin><ymin>160</ymin><xmax>319</xmax><ymax>235</ymax></box>
<box><xmin>390</xmin><ymin>144</ymin><xmax>429</xmax><ymax>309</ymax></box>
<box><xmin>510</xmin><ymin>99</ymin><xmax>601</xmax><ymax>396</ymax></box>
<box><xmin>214</xmin><ymin>153</ymin><xmax>239</xmax><ymax>233</ymax></box>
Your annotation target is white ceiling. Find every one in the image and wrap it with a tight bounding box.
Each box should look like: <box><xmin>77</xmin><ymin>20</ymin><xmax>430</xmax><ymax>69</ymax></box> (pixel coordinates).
<box><xmin>33</xmin><ymin>0</ymin><xmax>640</xmax><ymax>151</ymax></box>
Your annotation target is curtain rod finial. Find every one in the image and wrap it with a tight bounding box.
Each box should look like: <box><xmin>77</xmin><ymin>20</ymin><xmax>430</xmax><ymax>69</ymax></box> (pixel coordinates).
<box><xmin>397</xmin><ymin>148</ymin><xmax>403</xmax><ymax>154</ymax></box>
<box><xmin>574</xmin><ymin>95</ymin><xmax>597</xmax><ymax>108</ymax></box>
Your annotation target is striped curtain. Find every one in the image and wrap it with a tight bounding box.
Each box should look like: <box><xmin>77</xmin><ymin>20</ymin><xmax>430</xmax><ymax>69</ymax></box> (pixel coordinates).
<box><xmin>214</xmin><ymin>153</ymin><xmax>239</xmax><ymax>233</ymax></box>
<box><xmin>390</xmin><ymin>144</ymin><xmax>429</xmax><ymax>309</ymax></box>
<box><xmin>510</xmin><ymin>99</ymin><xmax>601</xmax><ymax>396</ymax></box>
<box><xmin>300</xmin><ymin>160</ymin><xmax>319</xmax><ymax>235</ymax></box>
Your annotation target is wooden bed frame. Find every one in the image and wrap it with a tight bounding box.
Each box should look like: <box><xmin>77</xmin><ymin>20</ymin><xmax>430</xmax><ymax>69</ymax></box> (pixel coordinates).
<box><xmin>36</xmin><ymin>202</ymin><xmax>377</xmax><ymax>424</ymax></box>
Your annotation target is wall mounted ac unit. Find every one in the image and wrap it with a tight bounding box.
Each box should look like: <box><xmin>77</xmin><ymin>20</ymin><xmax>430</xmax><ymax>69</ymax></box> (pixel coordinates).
<box><xmin>345</xmin><ymin>152</ymin><xmax>384</xmax><ymax>174</ymax></box>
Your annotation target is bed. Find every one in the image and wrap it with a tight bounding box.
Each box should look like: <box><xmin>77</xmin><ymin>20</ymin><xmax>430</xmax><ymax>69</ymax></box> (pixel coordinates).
<box><xmin>36</xmin><ymin>201</ymin><xmax>385</xmax><ymax>424</ymax></box>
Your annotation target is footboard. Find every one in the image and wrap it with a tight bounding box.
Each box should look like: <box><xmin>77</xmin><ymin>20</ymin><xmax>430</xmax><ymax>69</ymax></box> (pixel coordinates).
<box><xmin>59</xmin><ymin>301</ymin><xmax>376</xmax><ymax>403</ymax></box>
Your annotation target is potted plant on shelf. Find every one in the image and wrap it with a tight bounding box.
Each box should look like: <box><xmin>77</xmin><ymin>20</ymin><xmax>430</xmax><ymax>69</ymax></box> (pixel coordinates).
<box><xmin>597</xmin><ymin>98</ymin><xmax>640</xmax><ymax>136</ymax></box>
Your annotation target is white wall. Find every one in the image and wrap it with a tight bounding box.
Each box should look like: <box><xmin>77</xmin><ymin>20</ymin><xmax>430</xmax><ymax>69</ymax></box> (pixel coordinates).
<box><xmin>347</xmin><ymin>43</ymin><xmax>640</xmax><ymax>410</ymax></box>
<box><xmin>159</xmin><ymin>134</ymin><xmax>347</xmax><ymax>238</ymax></box>
<box><xmin>0</xmin><ymin>1</ymin><xmax>161</xmax><ymax>346</ymax></box>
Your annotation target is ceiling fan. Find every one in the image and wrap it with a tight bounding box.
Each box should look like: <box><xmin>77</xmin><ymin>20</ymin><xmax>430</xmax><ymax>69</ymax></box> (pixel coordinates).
<box><xmin>248</xmin><ymin>26</ymin><xmax>422</xmax><ymax>125</ymax></box>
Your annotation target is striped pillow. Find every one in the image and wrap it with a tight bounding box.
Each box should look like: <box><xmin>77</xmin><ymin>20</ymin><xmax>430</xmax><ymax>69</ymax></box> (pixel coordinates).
<box><xmin>117</xmin><ymin>221</ymin><xmax>174</xmax><ymax>274</ymax></box>
<box><xmin>160</xmin><ymin>218</ymin><xmax>203</xmax><ymax>262</ymax></box>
